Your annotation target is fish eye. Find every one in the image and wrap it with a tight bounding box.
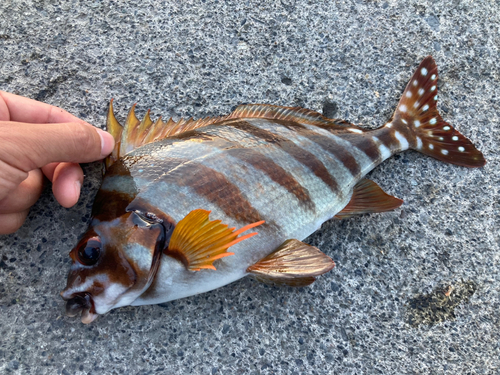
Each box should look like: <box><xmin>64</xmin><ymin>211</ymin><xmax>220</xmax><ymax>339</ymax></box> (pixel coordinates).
<box><xmin>77</xmin><ymin>236</ymin><xmax>102</xmax><ymax>266</ymax></box>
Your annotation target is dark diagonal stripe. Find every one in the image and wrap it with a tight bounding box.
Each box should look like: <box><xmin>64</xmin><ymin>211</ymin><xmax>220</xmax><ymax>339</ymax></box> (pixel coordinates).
<box><xmin>93</xmin><ymin>188</ymin><xmax>135</xmax><ymax>222</ymax></box>
<box><xmin>340</xmin><ymin>133</ymin><xmax>382</xmax><ymax>163</ymax></box>
<box><xmin>375</xmin><ymin>129</ymin><xmax>400</xmax><ymax>150</ymax></box>
<box><xmin>228</xmin><ymin>121</ymin><xmax>339</xmax><ymax>194</ymax></box>
<box><xmin>273</xmin><ymin>120</ymin><xmax>361</xmax><ymax>177</ymax></box>
<box><xmin>160</xmin><ymin>160</ymin><xmax>263</xmax><ymax>224</ymax></box>
<box><xmin>226</xmin><ymin>147</ymin><xmax>315</xmax><ymax>212</ymax></box>
<box><xmin>94</xmin><ymin>158</ymin><xmax>138</xmax><ymax>222</ymax></box>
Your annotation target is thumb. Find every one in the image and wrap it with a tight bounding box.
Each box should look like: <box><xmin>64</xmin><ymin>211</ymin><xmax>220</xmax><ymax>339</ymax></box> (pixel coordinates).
<box><xmin>0</xmin><ymin>121</ymin><xmax>115</xmax><ymax>171</ymax></box>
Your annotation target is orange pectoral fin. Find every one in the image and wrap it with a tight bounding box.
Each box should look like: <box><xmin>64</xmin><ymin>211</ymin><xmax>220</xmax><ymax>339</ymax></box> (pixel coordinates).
<box><xmin>166</xmin><ymin>209</ymin><xmax>265</xmax><ymax>271</ymax></box>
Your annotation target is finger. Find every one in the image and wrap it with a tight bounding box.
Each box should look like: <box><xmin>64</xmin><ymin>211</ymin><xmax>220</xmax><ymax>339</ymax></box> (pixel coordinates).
<box><xmin>0</xmin><ymin>157</ymin><xmax>29</xmax><ymax>201</ymax></box>
<box><xmin>0</xmin><ymin>90</ymin><xmax>84</xmax><ymax>124</ymax></box>
<box><xmin>0</xmin><ymin>210</ymin><xmax>29</xmax><ymax>235</ymax></box>
<box><xmin>0</xmin><ymin>121</ymin><xmax>114</xmax><ymax>171</ymax></box>
<box><xmin>51</xmin><ymin>163</ymin><xmax>84</xmax><ymax>208</ymax></box>
<box><xmin>41</xmin><ymin>162</ymin><xmax>59</xmax><ymax>182</ymax></box>
<box><xmin>0</xmin><ymin>169</ymin><xmax>44</xmax><ymax>213</ymax></box>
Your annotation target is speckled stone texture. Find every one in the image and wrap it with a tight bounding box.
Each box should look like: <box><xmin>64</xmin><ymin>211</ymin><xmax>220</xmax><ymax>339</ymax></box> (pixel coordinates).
<box><xmin>1</xmin><ymin>0</ymin><xmax>499</xmax><ymax>374</ymax></box>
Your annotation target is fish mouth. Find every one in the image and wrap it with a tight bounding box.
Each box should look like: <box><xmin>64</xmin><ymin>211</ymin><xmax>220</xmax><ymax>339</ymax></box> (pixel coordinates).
<box><xmin>63</xmin><ymin>292</ymin><xmax>98</xmax><ymax>324</ymax></box>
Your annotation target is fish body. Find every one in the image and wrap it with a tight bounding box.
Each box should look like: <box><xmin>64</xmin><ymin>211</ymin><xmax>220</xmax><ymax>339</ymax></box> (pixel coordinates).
<box><xmin>120</xmin><ymin>120</ymin><xmax>393</xmax><ymax>304</ymax></box>
<box><xmin>62</xmin><ymin>57</ymin><xmax>485</xmax><ymax>323</ymax></box>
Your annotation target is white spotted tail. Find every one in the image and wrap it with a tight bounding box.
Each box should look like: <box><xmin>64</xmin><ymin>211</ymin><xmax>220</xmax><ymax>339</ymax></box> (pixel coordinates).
<box><xmin>390</xmin><ymin>56</ymin><xmax>485</xmax><ymax>167</ymax></box>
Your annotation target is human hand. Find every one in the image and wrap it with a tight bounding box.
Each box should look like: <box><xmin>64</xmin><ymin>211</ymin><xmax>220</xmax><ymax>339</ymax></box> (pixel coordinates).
<box><xmin>0</xmin><ymin>91</ymin><xmax>115</xmax><ymax>234</ymax></box>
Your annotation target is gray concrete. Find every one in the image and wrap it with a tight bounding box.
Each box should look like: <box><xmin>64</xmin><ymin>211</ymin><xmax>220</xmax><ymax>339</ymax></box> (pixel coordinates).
<box><xmin>1</xmin><ymin>0</ymin><xmax>499</xmax><ymax>374</ymax></box>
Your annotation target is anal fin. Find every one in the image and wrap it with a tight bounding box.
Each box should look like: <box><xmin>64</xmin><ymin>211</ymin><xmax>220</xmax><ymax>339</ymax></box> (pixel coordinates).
<box><xmin>335</xmin><ymin>179</ymin><xmax>403</xmax><ymax>219</ymax></box>
<box><xmin>247</xmin><ymin>239</ymin><xmax>335</xmax><ymax>287</ymax></box>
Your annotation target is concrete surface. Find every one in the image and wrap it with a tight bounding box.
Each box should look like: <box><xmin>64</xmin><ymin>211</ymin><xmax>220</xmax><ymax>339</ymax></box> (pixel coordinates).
<box><xmin>1</xmin><ymin>0</ymin><xmax>499</xmax><ymax>374</ymax></box>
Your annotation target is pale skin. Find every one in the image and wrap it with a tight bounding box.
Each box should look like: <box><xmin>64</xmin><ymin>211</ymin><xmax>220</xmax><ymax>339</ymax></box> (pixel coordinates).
<box><xmin>0</xmin><ymin>91</ymin><xmax>115</xmax><ymax>235</ymax></box>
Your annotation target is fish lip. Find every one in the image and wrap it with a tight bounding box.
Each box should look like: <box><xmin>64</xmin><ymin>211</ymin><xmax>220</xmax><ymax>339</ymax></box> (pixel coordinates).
<box><xmin>63</xmin><ymin>292</ymin><xmax>97</xmax><ymax>323</ymax></box>
<box><xmin>81</xmin><ymin>307</ymin><xmax>98</xmax><ymax>324</ymax></box>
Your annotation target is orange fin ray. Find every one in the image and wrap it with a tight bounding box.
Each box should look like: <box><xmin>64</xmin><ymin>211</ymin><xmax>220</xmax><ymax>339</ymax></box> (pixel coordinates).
<box><xmin>167</xmin><ymin>209</ymin><xmax>265</xmax><ymax>271</ymax></box>
<box><xmin>247</xmin><ymin>239</ymin><xmax>335</xmax><ymax>287</ymax></box>
<box><xmin>105</xmin><ymin>98</ymin><xmax>123</xmax><ymax>170</ymax></box>
<box><xmin>121</xmin><ymin>104</ymin><xmax>141</xmax><ymax>155</ymax></box>
<box><xmin>335</xmin><ymin>179</ymin><xmax>403</xmax><ymax>219</ymax></box>
<box><xmin>136</xmin><ymin>109</ymin><xmax>154</xmax><ymax>144</ymax></box>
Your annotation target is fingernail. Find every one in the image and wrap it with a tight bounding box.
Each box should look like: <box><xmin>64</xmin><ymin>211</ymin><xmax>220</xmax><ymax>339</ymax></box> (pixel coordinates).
<box><xmin>74</xmin><ymin>180</ymin><xmax>82</xmax><ymax>201</ymax></box>
<box><xmin>96</xmin><ymin>129</ymin><xmax>115</xmax><ymax>158</ymax></box>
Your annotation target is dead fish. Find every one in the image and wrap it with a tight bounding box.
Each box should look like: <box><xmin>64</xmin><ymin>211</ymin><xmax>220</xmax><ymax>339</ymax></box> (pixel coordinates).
<box><xmin>61</xmin><ymin>57</ymin><xmax>485</xmax><ymax>324</ymax></box>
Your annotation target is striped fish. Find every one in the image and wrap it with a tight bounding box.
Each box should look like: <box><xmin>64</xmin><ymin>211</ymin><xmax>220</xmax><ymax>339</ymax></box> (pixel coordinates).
<box><xmin>61</xmin><ymin>57</ymin><xmax>485</xmax><ymax>324</ymax></box>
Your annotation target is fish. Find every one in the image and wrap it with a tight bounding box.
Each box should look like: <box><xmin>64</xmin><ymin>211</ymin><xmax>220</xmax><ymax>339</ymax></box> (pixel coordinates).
<box><xmin>61</xmin><ymin>56</ymin><xmax>485</xmax><ymax>324</ymax></box>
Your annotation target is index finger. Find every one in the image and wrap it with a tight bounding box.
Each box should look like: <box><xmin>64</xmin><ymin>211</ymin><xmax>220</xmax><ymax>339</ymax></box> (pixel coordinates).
<box><xmin>0</xmin><ymin>90</ymin><xmax>86</xmax><ymax>124</ymax></box>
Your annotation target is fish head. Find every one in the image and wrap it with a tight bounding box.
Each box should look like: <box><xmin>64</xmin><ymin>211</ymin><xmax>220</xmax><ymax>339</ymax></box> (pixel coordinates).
<box><xmin>61</xmin><ymin>210</ymin><xmax>173</xmax><ymax>324</ymax></box>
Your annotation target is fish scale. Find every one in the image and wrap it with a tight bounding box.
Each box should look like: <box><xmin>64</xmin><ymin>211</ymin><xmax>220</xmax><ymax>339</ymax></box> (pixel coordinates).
<box><xmin>61</xmin><ymin>56</ymin><xmax>486</xmax><ymax>324</ymax></box>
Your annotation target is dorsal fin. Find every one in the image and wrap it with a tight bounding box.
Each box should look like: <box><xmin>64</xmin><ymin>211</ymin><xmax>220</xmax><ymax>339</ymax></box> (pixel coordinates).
<box><xmin>104</xmin><ymin>102</ymin><xmax>357</xmax><ymax>169</ymax></box>
<box><xmin>105</xmin><ymin>100</ymin><xmax>232</xmax><ymax>168</ymax></box>
<box><xmin>227</xmin><ymin>104</ymin><xmax>355</xmax><ymax>129</ymax></box>
<box><xmin>105</xmin><ymin>99</ymin><xmax>123</xmax><ymax>169</ymax></box>
<box><xmin>121</xmin><ymin>104</ymin><xmax>141</xmax><ymax>155</ymax></box>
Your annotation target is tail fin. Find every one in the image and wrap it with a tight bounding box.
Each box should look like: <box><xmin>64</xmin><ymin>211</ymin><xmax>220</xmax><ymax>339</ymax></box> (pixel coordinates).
<box><xmin>392</xmin><ymin>56</ymin><xmax>485</xmax><ymax>168</ymax></box>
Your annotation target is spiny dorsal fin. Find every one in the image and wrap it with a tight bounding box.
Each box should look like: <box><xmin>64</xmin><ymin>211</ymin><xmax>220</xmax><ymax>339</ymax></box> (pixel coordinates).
<box><xmin>247</xmin><ymin>239</ymin><xmax>335</xmax><ymax>286</ymax></box>
<box><xmin>105</xmin><ymin>100</ymin><xmax>233</xmax><ymax>168</ymax></box>
<box><xmin>228</xmin><ymin>104</ymin><xmax>355</xmax><ymax>129</ymax></box>
<box><xmin>166</xmin><ymin>209</ymin><xmax>265</xmax><ymax>271</ymax></box>
<box><xmin>335</xmin><ymin>179</ymin><xmax>403</xmax><ymax>219</ymax></box>
<box><xmin>121</xmin><ymin>104</ymin><xmax>141</xmax><ymax>155</ymax></box>
<box><xmin>105</xmin><ymin>101</ymin><xmax>358</xmax><ymax>169</ymax></box>
<box><xmin>105</xmin><ymin>99</ymin><xmax>123</xmax><ymax>169</ymax></box>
